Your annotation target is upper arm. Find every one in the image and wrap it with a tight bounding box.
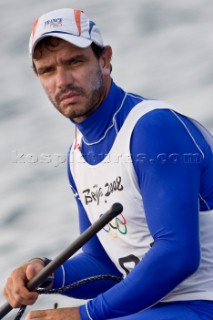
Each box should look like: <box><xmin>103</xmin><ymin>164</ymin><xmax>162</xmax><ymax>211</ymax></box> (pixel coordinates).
<box><xmin>130</xmin><ymin>109</ymin><xmax>202</xmax><ymax>249</ymax></box>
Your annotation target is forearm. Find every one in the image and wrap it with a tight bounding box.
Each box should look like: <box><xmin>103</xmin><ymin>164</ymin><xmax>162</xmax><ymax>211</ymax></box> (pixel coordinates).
<box><xmin>53</xmin><ymin>252</ymin><xmax>121</xmax><ymax>299</ymax></box>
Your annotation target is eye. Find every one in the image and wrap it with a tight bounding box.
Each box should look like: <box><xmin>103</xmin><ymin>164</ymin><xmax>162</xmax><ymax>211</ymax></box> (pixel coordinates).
<box><xmin>37</xmin><ymin>66</ymin><xmax>55</xmax><ymax>76</ymax></box>
<box><xmin>66</xmin><ymin>56</ymin><xmax>86</xmax><ymax>67</ymax></box>
<box><xmin>68</xmin><ymin>59</ymin><xmax>82</xmax><ymax>66</ymax></box>
<box><xmin>38</xmin><ymin>66</ymin><xmax>55</xmax><ymax>76</ymax></box>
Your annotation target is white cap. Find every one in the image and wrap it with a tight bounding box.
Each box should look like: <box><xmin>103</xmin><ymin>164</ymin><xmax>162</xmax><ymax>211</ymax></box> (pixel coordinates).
<box><xmin>29</xmin><ymin>8</ymin><xmax>104</xmax><ymax>56</ymax></box>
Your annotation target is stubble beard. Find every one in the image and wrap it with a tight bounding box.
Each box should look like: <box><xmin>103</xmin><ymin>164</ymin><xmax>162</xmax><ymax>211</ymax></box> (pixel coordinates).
<box><xmin>49</xmin><ymin>67</ymin><xmax>105</xmax><ymax>121</ymax></box>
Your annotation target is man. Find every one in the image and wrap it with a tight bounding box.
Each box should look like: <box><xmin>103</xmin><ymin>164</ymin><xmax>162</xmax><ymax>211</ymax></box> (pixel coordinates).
<box><xmin>3</xmin><ymin>7</ymin><xmax>213</xmax><ymax>320</ymax></box>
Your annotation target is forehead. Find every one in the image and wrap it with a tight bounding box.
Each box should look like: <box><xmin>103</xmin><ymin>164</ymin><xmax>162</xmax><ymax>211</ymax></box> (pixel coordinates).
<box><xmin>33</xmin><ymin>37</ymin><xmax>92</xmax><ymax>61</ymax></box>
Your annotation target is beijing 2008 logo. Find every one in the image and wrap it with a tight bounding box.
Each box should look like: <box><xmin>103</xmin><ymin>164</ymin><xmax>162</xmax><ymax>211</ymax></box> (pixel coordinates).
<box><xmin>100</xmin><ymin>213</ymin><xmax>127</xmax><ymax>238</ymax></box>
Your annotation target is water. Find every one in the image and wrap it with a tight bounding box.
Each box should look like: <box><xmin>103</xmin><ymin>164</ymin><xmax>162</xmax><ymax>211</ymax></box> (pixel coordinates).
<box><xmin>0</xmin><ymin>0</ymin><xmax>213</xmax><ymax>319</ymax></box>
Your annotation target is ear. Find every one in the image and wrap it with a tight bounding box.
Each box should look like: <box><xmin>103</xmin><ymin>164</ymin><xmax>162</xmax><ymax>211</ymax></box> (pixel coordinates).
<box><xmin>100</xmin><ymin>45</ymin><xmax>112</xmax><ymax>75</ymax></box>
<box><xmin>32</xmin><ymin>61</ymin><xmax>39</xmax><ymax>76</ymax></box>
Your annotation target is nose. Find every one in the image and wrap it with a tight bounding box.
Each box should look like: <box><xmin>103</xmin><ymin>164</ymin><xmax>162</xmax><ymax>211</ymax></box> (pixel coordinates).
<box><xmin>56</xmin><ymin>67</ymin><xmax>73</xmax><ymax>89</ymax></box>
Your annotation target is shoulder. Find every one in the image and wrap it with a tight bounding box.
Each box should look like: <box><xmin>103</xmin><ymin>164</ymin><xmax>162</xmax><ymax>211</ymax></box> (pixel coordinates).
<box><xmin>130</xmin><ymin>107</ymin><xmax>206</xmax><ymax>156</ymax></box>
<box><xmin>134</xmin><ymin>108</ymin><xmax>181</xmax><ymax>132</ymax></box>
<box><xmin>131</xmin><ymin>108</ymin><xmax>183</xmax><ymax>146</ymax></box>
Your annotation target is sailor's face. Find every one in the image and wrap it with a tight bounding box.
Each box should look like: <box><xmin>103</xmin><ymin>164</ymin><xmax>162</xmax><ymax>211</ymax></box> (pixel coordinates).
<box><xmin>33</xmin><ymin>39</ymin><xmax>110</xmax><ymax>122</ymax></box>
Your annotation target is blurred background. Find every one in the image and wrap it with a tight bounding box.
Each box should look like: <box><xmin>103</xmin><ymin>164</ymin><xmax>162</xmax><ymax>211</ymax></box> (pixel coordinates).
<box><xmin>0</xmin><ymin>0</ymin><xmax>213</xmax><ymax>318</ymax></box>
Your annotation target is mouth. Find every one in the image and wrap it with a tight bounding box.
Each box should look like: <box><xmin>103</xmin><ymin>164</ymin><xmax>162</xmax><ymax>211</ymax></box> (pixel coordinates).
<box><xmin>60</xmin><ymin>92</ymin><xmax>80</xmax><ymax>106</ymax></box>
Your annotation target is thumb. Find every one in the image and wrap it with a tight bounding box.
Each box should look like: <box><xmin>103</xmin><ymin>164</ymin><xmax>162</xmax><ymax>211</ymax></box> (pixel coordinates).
<box><xmin>26</xmin><ymin>262</ymin><xmax>44</xmax><ymax>281</ymax></box>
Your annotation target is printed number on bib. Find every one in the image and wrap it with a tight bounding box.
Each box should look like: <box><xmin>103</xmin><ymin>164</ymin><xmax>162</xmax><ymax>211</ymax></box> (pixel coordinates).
<box><xmin>119</xmin><ymin>254</ymin><xmax>140</xmax><ymax>275</ymax></box>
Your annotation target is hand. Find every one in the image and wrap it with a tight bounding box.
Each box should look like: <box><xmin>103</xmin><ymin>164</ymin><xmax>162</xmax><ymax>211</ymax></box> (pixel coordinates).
<box><xmin>25</xmin><ymin>307</ymin><xmax>81</xmax><ymax>320</ymax></box>
<box><xmin>3</xmin><ymin>259</ymin><xmax>45</xmax><ymax>308</ymax></box>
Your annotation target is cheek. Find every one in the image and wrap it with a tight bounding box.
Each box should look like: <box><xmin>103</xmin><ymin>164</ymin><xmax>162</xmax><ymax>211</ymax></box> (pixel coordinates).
<box><xmin>84</xmin><ymin>67</ymin><xmax>103</xmax><ymax>89</ymax></box>
<box><xmin>40</xmin><ymin>78</ymin><xmax>56</xmax><ymax>98</ymax></box>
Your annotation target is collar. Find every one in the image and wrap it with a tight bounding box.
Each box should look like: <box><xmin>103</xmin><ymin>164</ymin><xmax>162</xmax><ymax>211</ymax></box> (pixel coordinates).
<box><xmin>71</xmin><ymin>81</ymin><xmax>126</xmax><ymax>144</ymax></box>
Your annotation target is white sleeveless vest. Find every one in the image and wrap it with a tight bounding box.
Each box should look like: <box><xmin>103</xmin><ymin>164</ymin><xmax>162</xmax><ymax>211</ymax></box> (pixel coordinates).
<box><xmin>69</xmin><ymin>100</ymin><xmax>213</xmax><ymax>301</ymax></box>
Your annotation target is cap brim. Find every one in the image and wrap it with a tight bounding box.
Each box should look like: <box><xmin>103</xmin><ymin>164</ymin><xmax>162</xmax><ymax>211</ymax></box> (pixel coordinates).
<box><xmin>30</xmin><ymin>32</ymin><xmax>92</xmax><ymax>56</ymax></box>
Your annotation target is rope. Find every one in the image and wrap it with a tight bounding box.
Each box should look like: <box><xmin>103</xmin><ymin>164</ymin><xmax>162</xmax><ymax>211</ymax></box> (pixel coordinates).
<box><xmin>14</xmin><ymin>274</ymin><xmax>122</xmax><ymax>320</ymax></box>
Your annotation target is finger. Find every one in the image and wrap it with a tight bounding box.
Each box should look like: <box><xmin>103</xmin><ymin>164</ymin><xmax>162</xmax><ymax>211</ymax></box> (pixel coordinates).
<box><xmin>3</xmin><ymin>277</ymin><xmax>16</xmax><ymax>306</ymax></box>
<box><xmin>13</xmin><ymin>262</ymin><xmax>43</xmax><ymax>306</ymax></box>
<box><xmin>8</xmin><ymin>283</ymin><xmax>38</xmax><ymax>308</ymax></box>
<box><xmin>4</xmin><ymin>272</ymin><xmax>38</xmax><ymax>308</ymax></box>
<box><xmin>26</xmin><ymin>263</ymin><xmax>44</xmax><ymax>281</ymax></box>
<box><xmin>3</xmin><ymin>263</ymin><xmax>42</xmax><ymax>308</ymax></box>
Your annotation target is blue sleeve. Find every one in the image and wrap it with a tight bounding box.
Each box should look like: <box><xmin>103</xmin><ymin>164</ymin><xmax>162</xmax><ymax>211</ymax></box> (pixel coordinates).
<box><xmin>52</xmin><ymin>154</ymin><xmax>122</xmax><ymax>299</ymax></box>
<box><xmin>80</xmin><ymin>109</ymin><xmax>202</xmax><ymax>320</ymax></box>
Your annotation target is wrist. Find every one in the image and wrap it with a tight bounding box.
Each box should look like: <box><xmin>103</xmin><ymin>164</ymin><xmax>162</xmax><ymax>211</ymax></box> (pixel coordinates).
<box><xmin>28</xmin><ymin>257</ymin><xmax>54</xmax><ymax>288</ymax></box>
<box><xmin>28</xmin><ymin>257</ymin><xmax>51</xmax><ymax>267</ymax></box>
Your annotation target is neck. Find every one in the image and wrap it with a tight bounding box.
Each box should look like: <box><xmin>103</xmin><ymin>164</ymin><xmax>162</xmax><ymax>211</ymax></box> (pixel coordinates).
<box><xmin>71</xmin><ymin>81</ymin><xmax>125</xmax><ymax>144</ymax></box>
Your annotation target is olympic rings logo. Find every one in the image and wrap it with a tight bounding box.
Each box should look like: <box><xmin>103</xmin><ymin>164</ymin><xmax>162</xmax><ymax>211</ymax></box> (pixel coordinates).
<box><xmin>100</xmin><ymin>213</ymin><xmax>127</xmax><ymax>238</ymax></box>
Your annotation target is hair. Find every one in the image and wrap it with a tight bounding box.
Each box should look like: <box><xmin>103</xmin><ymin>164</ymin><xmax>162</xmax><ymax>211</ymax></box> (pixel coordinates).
<box><xmin>32</xmin><ymin>37</ymin><xmax>112</xmax><ymax>73</ymax></box>
<box><xmin>91</xmin><ymin>42</ymin><xmax>112</xmax><ymax>73</ymax></box>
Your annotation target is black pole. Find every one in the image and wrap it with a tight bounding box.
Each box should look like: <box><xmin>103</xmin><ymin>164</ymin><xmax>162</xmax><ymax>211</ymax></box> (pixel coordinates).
<box><xmin>0</xmin><ymin>202</ymin><xmax>123</xmax><ymax>319</ymax></box>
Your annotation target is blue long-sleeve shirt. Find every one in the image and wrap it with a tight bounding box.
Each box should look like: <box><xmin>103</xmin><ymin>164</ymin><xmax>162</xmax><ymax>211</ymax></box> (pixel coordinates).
<box><xmin>53</xmin><ymin>81</ymin><xmax>213</xmax><ymax>319</ymax></box>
